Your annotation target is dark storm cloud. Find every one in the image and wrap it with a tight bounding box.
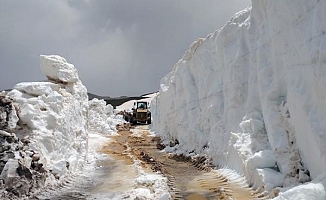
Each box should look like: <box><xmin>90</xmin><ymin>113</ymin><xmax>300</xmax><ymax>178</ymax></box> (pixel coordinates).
<box><xmin>0</xmin><ymin>0</ymin><xmax>80</xmax><ymax>88</ymax></box>
<box><xmin>0</xmin><ymin>0</ymin><xmax>250</xmax><ymax>96</ymax></box>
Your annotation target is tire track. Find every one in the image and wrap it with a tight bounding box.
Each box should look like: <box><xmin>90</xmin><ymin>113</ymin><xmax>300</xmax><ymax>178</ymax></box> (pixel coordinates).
<box><xmin>127</xmin><ymin>125</ymin><xmax>270</xmax><ymax>200</ymax></box>
<box><xmin>39</xmin><ymin>124</ymin><xmax>269</xmax><ymax>200</ymax></box>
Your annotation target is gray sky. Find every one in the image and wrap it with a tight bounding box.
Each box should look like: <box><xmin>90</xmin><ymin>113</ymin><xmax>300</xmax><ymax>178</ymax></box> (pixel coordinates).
<box><xmin>0</xmin><ymin>0</ymin><xmax>250</xmax><ymax>97</ymax></box>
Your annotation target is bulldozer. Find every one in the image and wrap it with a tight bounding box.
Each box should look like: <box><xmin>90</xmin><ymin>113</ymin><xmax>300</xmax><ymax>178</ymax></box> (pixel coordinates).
<box><xmin>129</xmin><ymin>101</ymin><xmax>151</xmax><ymax>125</ymax></box>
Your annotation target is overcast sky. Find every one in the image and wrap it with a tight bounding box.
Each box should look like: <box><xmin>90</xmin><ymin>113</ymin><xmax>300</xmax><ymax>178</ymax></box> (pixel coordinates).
<box><xmin>0</xmin><ymin>0</ymin><xmax>250</xmax><ymax>97</ymax></box>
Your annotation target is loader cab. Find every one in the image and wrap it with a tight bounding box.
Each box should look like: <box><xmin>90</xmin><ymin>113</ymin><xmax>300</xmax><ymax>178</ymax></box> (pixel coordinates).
<box><xmin>134</xmin><ymin>101</ymin><xmax>148</xmax><ymax>109</ymax></box>
<box><xmin>131</xmin><ymin>101</ymin><xmax>151</xmax><ymax>125</ymax></box>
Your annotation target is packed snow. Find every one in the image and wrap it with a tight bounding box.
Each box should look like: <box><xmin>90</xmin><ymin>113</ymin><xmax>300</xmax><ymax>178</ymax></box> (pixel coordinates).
<box><xmin>151</xmin><ymin>0</ymin><xmax>326</xmax><ymax>198</ymax></box>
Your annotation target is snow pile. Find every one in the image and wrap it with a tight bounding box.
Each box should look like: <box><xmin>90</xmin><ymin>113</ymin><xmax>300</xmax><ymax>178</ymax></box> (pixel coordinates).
<box><xmin>88</xmin><ymin>98</ymin><xmax>120</xmax><ymax>135</ymax></box>
<box><xmin>0</xmin><ymin>55</ymin><xmax>88</xmax><ymax>198</ymax></box>
<box><xmin>152</xmin><ymin>0</ymin><xmax>326</xmax><ymax>198</ymax></box>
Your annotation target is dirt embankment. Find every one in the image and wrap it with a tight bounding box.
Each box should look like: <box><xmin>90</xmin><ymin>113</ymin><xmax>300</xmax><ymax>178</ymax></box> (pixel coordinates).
<box><xmin>101</xmin><ymin>124</ymin><xmax>269</xmax><ymax>200</ymax></box>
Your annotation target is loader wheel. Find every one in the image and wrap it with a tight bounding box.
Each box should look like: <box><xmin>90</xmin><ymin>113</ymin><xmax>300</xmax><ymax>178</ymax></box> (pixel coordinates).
<box><xmin>147</xmin><ymin>119</ymin><xmax>151</xmax><ymax>124</ymax></box>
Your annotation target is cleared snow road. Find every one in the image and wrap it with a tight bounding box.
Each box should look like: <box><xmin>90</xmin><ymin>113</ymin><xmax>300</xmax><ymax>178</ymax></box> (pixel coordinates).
<box><xmin>34</xmin><ymin>124</ymin><xmax>268</xmax><ymax>200</ymax></box>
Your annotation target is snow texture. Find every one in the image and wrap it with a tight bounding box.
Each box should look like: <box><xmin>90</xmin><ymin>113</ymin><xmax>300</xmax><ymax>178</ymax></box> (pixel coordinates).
<box><xmin>88</xmin><ymin>98</ymin><xmax>118</xmax><ymax>135</ymax></box>
<box><xmin>1</xmin><ymin>55</ymin><xmax>89</xmax><ymax>198</ymax></box>
<box><xmin>40</xmin><ymin>55</ymin><xmax>79</xmax><ymax>83</ymax></box>
<box><xmin>152</xmin><ymin>0</ymin><xmax>326</xmax><ymax>198</ymax></box>
<box><xmin>7</xmin><ymin>66</ymin><xmax>89</xmax><ymax>175</ymax></box>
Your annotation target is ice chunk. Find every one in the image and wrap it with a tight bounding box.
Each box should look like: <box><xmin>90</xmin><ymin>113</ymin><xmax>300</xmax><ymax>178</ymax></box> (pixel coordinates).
<box><xmin>247</xmin><ymin>150</ymin><xmax>276</xmax><ymax>169</ymax></box>
<box><xmin>256</xmin><ymin>168</ymin><xmax>284</xmax><ymax>191</ymax></box>
<box><xmin>40</xmin><ymin>55</ymin><xmax>79</xmax><ymax>83</ymax></box>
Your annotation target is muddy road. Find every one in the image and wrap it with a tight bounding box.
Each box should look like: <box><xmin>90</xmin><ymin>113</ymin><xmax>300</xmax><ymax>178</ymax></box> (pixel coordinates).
<box><xmin>35</xmin><ymin>124</ymin><xmax>268</xmax><ymax>200</ymax></box>
<box><xmin>103</xmin><ymin>124</ymin><xmax>268</xmax><ymax>200</ymax></box>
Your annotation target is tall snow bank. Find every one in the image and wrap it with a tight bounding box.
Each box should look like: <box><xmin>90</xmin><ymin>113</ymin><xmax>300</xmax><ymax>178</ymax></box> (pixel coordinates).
<box><xmin>11</xmin><ymin>55</ymin><xmax>88</xmax><ymax>173</ymax></box>
<box><xmin>1</xmin><ymin>55</ymin><xmax>88</xmax><ymax>198</ymax></box>
<box><xmin>152</xmin><ymin>0</ymin><xmax>326</xmax><ymax>196</ymax></box>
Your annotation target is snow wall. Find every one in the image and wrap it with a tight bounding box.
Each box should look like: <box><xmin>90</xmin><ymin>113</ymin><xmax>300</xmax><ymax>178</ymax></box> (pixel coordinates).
<box><xmin>152</xmin><ymin>0</ymin><xmax>326</xmax><ymax>194</ymax></box>
<box><xmin>0</xmin><ymin>55</ymin><xmax>89</xmax><ymax>197</ymax></box>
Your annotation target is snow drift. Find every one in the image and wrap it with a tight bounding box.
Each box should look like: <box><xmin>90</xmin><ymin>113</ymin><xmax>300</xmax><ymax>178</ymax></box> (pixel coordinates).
<box><xmin>152</xmin><ymin>0</ymin><xmax>326</xmax><ymax>197</ymax></box>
